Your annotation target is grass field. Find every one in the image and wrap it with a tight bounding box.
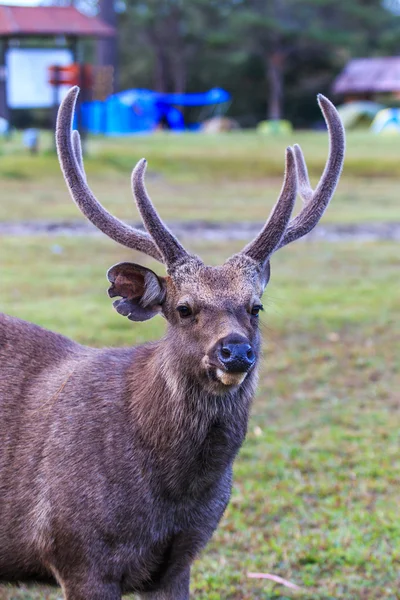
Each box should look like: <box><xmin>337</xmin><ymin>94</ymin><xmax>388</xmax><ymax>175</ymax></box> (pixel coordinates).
<box><xmin>1</xmin><ymin>130</ymin><xmax>400</xmax><ymax>224</ymax></box>
<box><xmin>0</xmin><ymin>130</ymin><xmax>399</xmax><ymax>599</ymax></box>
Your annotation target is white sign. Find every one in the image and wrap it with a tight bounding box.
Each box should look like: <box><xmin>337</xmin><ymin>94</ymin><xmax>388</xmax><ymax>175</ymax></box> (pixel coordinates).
<box><xmin>6</xmin><ymin>48</ymin><xmax>73</xmax><ymax>109</ymax></box>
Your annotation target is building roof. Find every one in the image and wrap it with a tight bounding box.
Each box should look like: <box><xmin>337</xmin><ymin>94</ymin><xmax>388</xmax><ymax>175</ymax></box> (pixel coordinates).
<box><xmin>333</xmin><ymin>57</ymin><xmax>400</xmax><ymax>94</ymax></box>
<box><xmin>0</xmin><ymin>5</ymin><xmax>115</xmax><ymax>38</ymax></box>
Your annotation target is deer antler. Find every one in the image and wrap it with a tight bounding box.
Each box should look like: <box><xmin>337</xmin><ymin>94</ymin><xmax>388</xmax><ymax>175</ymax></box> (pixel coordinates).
<box><xmin>241</xmin><ymin>147</ymin><xmax>298</xmax><ymax>263</ymax></box>
<box><xmin>239</xmin><ymin>94</ymin><xmax>344</xmax><ymax>265</ymax></box>
<box><xmin>56</xmin><ymin>87</ymin><xmax>163</xmax><ymax>263</ymax></box>
<box><xmin>277</xmin><ymin>94</ymin><xmax>345</xmax><ymax>249</ymax></box>
<box><xmin>71</xmin><ymin>129</ymin><xmax>86</xmax><ymax>182</ymax></box>
<box><xmin>57</xmin><ymin>88</ymin><xmax>344</xmax><ymax>271</ymax></box>
<box><xmin>131</xmin><ymin>160</ymin><xmax>189</xmax><ymax>268</ymax></box>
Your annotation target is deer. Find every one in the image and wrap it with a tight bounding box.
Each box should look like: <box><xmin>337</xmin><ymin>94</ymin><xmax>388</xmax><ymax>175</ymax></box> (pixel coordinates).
<box><xmin>0</xmin><ymin>87</ymin><xmax>344</xmax><ymax>599</ymax></box>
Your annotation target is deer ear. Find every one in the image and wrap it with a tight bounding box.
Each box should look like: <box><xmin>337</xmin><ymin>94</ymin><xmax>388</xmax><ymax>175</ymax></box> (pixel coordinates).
<box><xmin>107</xmin><ymin>262</ymin><xmax>166</xmax><ymax>322</ymax></box>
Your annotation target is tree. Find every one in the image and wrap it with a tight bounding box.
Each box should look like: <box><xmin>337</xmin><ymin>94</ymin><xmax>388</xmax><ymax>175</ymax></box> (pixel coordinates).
<box><xmin>97</xmin><ymin>0</ymin><xmax>119</xmax><ymax>90</ymax></box>
<box><xmin>49</xmin><ymin>0</ymin><xmax>399</xmax><ymax>125</ymax></box>
<box><xmin>225</xmin><ymin>0</ymin><xmax>397</xmax><ymax>120</ymax></box>
<box><xmin>119</xmin><ymin>0</ymin><xmax>223</xmax><ymax>94</ymax></box>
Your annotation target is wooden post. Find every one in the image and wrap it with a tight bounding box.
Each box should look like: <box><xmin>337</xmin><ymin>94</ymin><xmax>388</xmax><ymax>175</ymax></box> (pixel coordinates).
<box><xmin>51</xmin><ymin>64</ymin><xmax>61</xmax><ymax>150</ymax></box>
<box><xmin>0</xmin><ymin>37</ymin><xmax>10</xmax><ymax>130</ymax></box>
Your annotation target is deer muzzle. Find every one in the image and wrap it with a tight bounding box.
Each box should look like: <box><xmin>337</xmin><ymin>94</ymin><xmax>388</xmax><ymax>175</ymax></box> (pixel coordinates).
<box><xmin>208</xmin><ymin>334</ymin><xmax>256</xmax><ymax>386</ymax></box>
<box><xmin>218</xmin><ymin>337</ymin><xmax>255</xmax><ymax>373</ymax></box>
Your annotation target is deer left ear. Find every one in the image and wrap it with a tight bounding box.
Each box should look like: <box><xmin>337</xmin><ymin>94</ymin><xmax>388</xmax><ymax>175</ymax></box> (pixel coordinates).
<box><xmin>107</xmin><ymin>262</ymin><xmax>166</xmax><ymax>322</ymax></box>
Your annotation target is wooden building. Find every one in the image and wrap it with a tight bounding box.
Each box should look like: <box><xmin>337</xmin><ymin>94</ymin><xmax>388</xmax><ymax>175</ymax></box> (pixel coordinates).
<box><xmin>333</xmin><ymin>57</ymin><xmax>400</xmax><ymax>101</ymax></box>
<box><xmin>0</xmin><ymin>4</ymin><xmax>115</xmax><ymax>121</ymax></box>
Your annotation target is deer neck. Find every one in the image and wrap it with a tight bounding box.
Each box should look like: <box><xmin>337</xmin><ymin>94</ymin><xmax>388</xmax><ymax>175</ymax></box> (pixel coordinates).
<box><xmin>127</xmin><ymin>340</ymin><xmax>257</xmax><ymax>496</ymax></box>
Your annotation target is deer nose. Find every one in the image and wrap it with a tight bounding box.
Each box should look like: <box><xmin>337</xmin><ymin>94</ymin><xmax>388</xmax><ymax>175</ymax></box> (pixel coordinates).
<box><xmin>217</xmin><ymin>336</ymin><xmax>255</xmax><ymax>373</ymax></box>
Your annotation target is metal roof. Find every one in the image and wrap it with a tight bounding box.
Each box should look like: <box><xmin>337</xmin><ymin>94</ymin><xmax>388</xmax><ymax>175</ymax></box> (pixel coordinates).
<box><xmin>0</xmin><ymin>5</ymin><xmax>115</xmax><ymax>38</ymax></box>
<box><xmin>333</xmin><ymin>57</ymin><xmax>400</xmax><ymax>94</ymax></box>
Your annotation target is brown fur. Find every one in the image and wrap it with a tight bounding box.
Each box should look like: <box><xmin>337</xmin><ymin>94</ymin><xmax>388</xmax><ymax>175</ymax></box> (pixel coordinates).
<box><xmin>0</xmin><ymin>88</ymin><xmax>345</xmax><ymax>599</ymax></box>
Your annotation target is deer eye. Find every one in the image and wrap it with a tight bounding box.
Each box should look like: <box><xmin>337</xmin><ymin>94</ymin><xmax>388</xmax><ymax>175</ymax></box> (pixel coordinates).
<box><xmin>177</xmin><ymin>305</ymin><xmax>192</xmax><ymax>318</ymax></box>
<box><xmin>251</xmin><ymin>304</ymin><xmax>263</xmax><ymax>317</ymax></box>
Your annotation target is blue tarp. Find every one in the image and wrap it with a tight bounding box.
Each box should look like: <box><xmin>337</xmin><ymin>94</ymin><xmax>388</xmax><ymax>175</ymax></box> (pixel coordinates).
<box><xmin>114</xmin><ymin>88</ymin><xmax>230</xmax><ymax>107</ymax></box>
<box><xmin>81</xmin><ymin>88</ymin><xmax>231</xmax><ymax>135</ymax></box>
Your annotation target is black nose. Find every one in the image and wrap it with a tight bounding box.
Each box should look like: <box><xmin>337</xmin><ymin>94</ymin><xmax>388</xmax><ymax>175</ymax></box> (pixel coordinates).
<box><xmin>217</xmin><ymin>335</ymin><xmax>255</xmax><ymax>373</ymax></box>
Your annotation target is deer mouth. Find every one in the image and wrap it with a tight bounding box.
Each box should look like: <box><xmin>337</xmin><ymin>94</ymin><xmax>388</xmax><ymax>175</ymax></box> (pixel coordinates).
<box><xmin>215</xmin><ymin>369</ymin><xmax>248</xmax><ymax>386</ymax></box>
<box><xmin>202</xmin><ymin>357</ymin><xmax>248</xmax><ymax>387</ymax></box>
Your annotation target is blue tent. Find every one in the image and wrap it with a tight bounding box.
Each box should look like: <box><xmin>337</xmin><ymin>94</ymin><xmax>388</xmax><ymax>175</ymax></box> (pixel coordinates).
<box><xmin>81</xmin><ymin>88</ymin><xmax>231</xmax><ymax>135</ymax></box>
<box><xmin>371</xmin><ymin>108</ymin><xmax>400</xmax><ymax>133</ymax></box>
<box><xmin>115</xmin><ymin>88</ymin><xmax>230</xmax><ymax>107</ymax></box>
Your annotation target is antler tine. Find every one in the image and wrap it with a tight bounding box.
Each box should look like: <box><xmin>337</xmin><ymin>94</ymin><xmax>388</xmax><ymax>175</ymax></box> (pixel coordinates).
<box><xmin>241</xmin><ymin>147</ymin><xmax>298</xmax><ymax>264</ymax></box>
<box><xmin>277</xmin><ymin>94</ymin><xmax>345</xmax><ymax>249</ymax></box>
<box><xmin>131</xmin><ymin>160</ymin><xmax>189</xmax><ymax>268</ymax></box>
<box><xmin>72</xmin><ymin>129</ymin><xmax>87</xmax><ymax>182</ymax></box>
<box><xmin>56</xmin><ymin>87</ymin><xmax>163</xmax><ymax>263</ymax></box>
<box><xmin>293</xmin><ymin>144</ymin><xmax>313</xmax><ymax>204</ymax></box>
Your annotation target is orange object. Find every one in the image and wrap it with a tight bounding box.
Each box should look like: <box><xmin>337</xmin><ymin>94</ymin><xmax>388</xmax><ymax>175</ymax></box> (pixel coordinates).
<box><xmin>48</xmin><ymin>64</ymin><xmax>93</xmax><ymax>88</ymax></box>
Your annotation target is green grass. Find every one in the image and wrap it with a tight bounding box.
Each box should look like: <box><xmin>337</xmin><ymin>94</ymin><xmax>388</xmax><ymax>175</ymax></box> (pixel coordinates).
<box><xmin>0</xmin><ymin>236</ymin><xmax>399</xmax><ymax>599</ymax></box>
<box><xmin>0</xmin><ymin>129</ymin><xmax>400</xmax><ymax>224</ymax></box>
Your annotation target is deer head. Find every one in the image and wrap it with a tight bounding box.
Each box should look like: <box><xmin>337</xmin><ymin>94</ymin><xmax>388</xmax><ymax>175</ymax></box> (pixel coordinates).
<box><xmin>56</xmin><ymin>87</ymin><xmax>345</xmax><ymax>394</ymax></box>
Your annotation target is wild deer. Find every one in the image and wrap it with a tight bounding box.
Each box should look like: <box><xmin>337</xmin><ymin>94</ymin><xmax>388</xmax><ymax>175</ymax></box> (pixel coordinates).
<box><xmin>0</xmin><ymin>87</ymin><xmax>344</xmax><ymax>599</ymax></box>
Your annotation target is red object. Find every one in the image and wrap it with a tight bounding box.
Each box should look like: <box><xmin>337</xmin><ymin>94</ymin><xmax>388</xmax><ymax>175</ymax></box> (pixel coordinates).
<box><xmin>0</xmin><ymin>5</ymin><xmax>115</xmax><ymax>37</ymax></box>
<box><xmin>49</xmin><ymin>64</ymin><xmax>93</xmax><ymax>88</ymax></box>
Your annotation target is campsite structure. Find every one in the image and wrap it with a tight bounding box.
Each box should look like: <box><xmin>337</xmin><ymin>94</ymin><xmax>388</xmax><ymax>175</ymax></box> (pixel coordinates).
<box><xmin>0</xmin><ymin>4</ymin><xmax>115</xmax><ymax>126</ymax></box>
<box><xmin>333</xmin><ymin>57</ymin><xmax>400</xmax><ymax>100</ymax></box>
<box><xmin>81</xmin><ymin>88</ymin><xmax>232</xmax><ymax>135</ymax></box>
<box><xmin>333</xmin><ymin>57</ymin><xmax>400</xmax><ymax>133</ymax></box>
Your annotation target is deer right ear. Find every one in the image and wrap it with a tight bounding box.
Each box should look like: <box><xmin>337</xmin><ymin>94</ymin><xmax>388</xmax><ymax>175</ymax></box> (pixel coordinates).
<box><xmin>107</xmin><ymin>262</ymin><xmax>166</xmax><ymax>322</ymax></box>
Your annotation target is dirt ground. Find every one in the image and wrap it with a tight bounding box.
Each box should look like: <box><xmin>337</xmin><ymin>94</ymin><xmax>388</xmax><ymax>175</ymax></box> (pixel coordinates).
<box><xmin>1</xmin><ymin>219</ymin><xmax>399</xmax><ymax>242</ymax></box>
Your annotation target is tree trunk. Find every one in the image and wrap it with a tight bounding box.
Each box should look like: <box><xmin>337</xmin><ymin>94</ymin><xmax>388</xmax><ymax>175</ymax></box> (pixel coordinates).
<box><xmin>153</xmin><ymin>45</ymin><xmax>168</xmax><ymax>92</ymax></box>
<box><xmin>145</xmin><ymin>25</ymin><xmax>168</xmax><ymax>93</ymax></box>
<box><xmin>266</xmin><ymin>51</ymin><xmax>284</xmax><ymax>120</ymax></box>
<box><xmin>96</xmin><ymin>0</ymin><xmax>118</xmax><ymax>92</ymax></box>
<box><xmin>168</xmin><ymin>6</ymin><xmax>187</xmax><ymax>95</ymax></box>
<box><xmin>170</xmin><ymin>52</ymin><xmax>187</xmax><ymax>95</ymax></box>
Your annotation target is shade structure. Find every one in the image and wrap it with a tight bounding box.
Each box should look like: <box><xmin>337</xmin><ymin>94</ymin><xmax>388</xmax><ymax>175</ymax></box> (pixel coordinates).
<box><xmin>115</xmin><ymin>88</ymin><xmax>231</xmax><ymax>107</ymax></box>
<box><xmin>0</xmin><ymin>5</ymin><xmax>115</xmax><ymax>38</ymax></box>
<box><xmin>81</xmin><ymin>88</ymin><xmax>232</xmax><ymax>135</ymax></box>
<box><xmin>333</xmin><ymin>57</ymin><xmax>400</xmax><ymax>95</ymax></box>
